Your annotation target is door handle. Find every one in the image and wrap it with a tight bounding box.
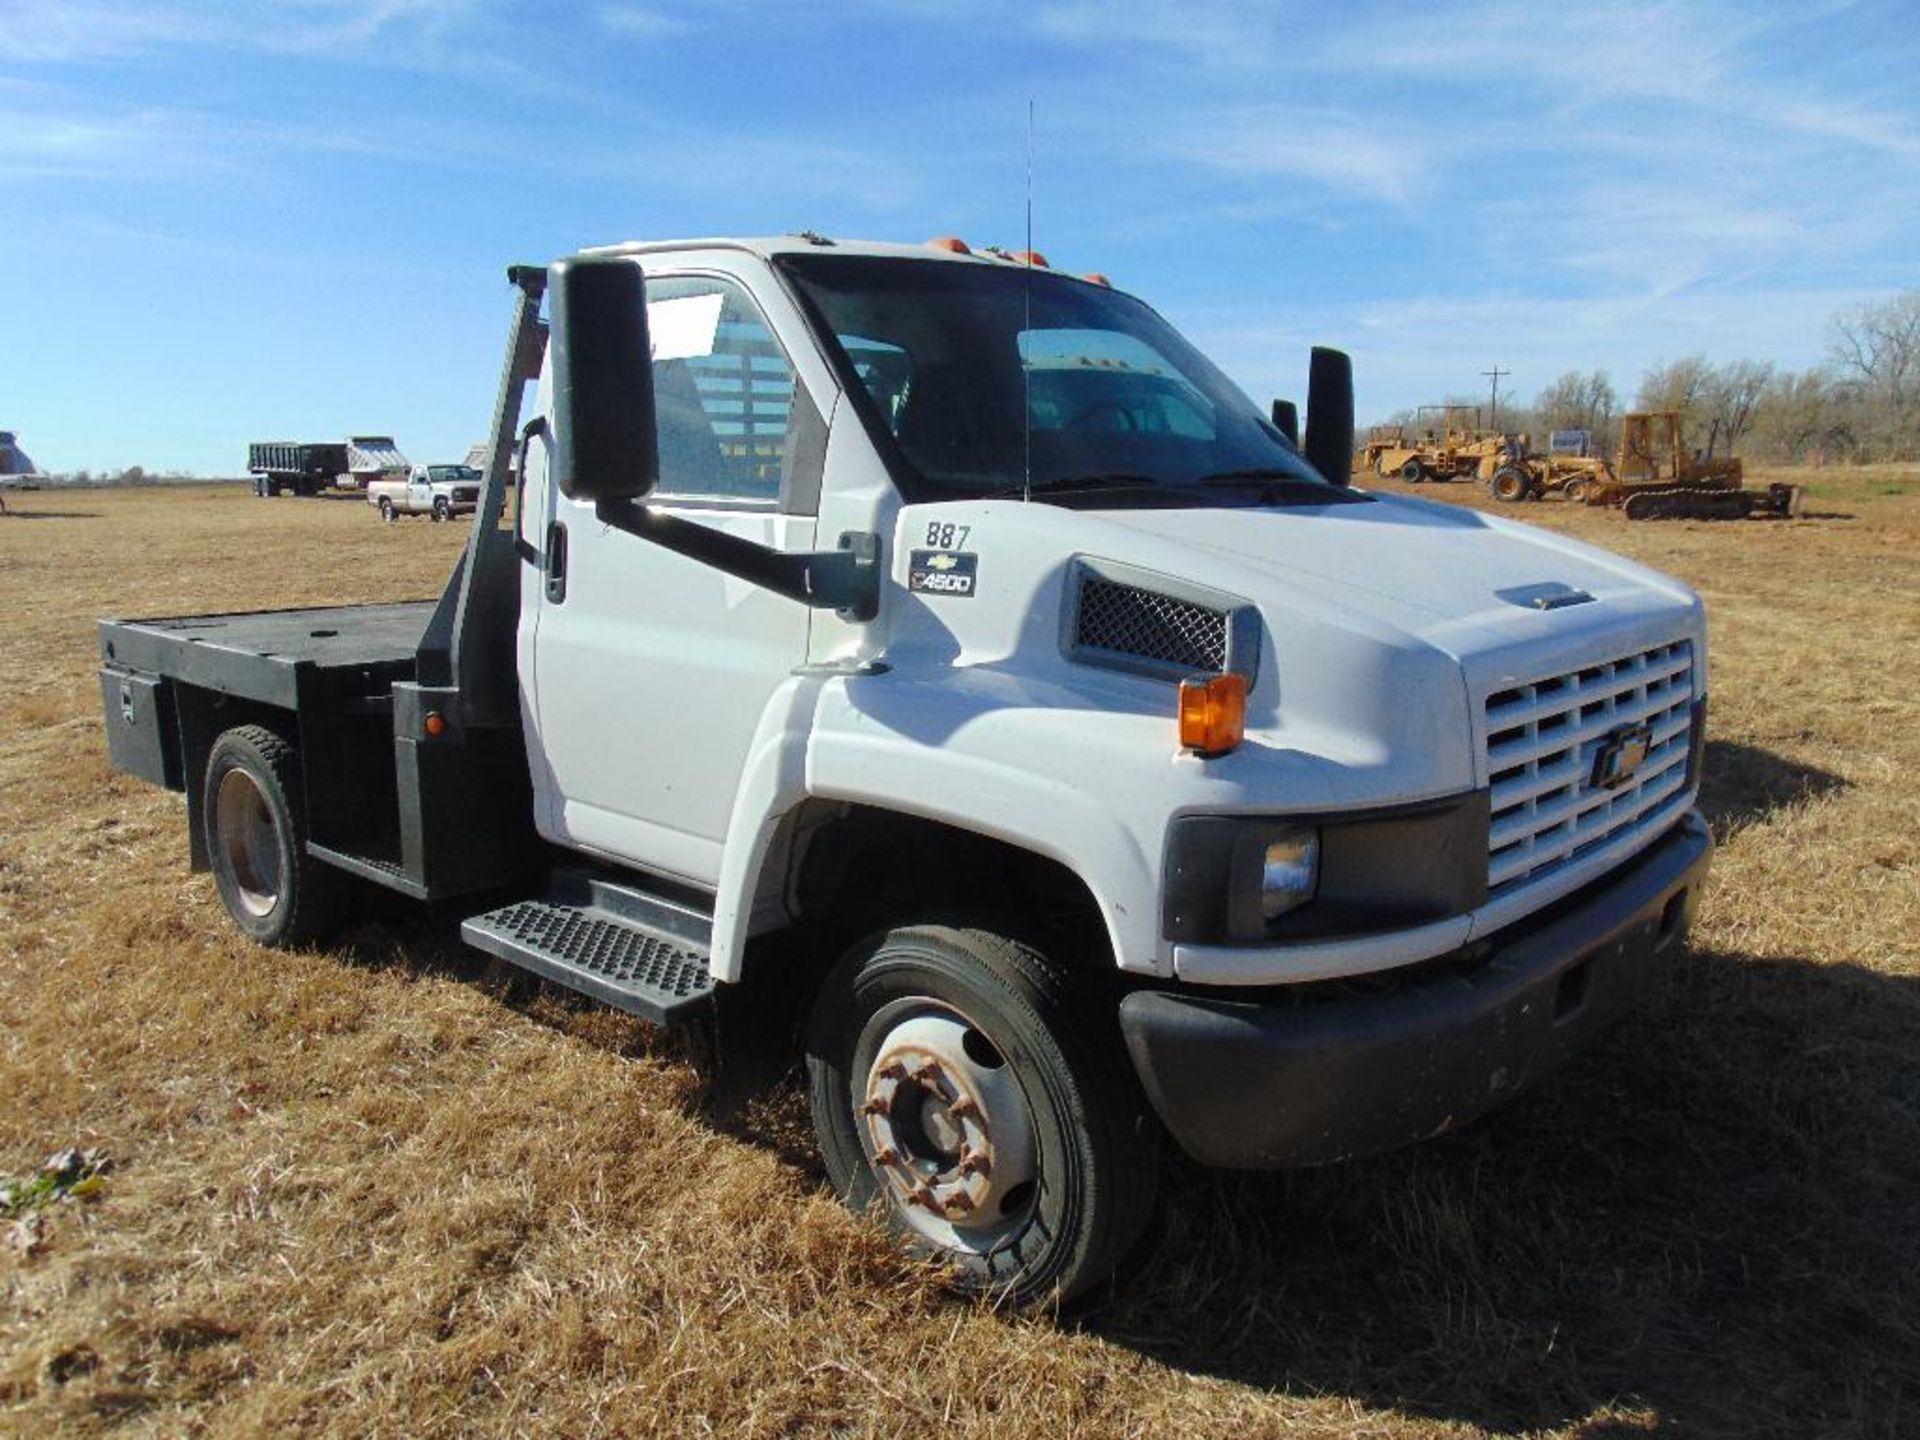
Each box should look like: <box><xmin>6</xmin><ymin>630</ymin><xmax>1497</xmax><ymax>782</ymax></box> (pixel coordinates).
<box><xmin>545</xmin><ymin>520</ymin><xmax>568</xmax><ymax>603</ymax></box>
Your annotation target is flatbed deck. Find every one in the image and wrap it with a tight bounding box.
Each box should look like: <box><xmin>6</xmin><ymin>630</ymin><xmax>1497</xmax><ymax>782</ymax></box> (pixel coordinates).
<box><xmin>99</xmin><ymin>601</ymin><xmax>436</xmax><ymax>708</ymax></box>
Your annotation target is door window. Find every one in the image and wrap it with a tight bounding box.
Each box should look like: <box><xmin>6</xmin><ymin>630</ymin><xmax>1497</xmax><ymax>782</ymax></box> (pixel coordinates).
<box><xmin>646</xmin><ymin>274</ymin><xmax>799</xmax><ymax>504</ymax></box>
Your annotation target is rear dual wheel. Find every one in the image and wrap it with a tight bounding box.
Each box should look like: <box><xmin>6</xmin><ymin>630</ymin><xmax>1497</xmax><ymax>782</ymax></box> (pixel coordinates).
<box><xmin>807</xmin><ymin>924</ymin><xmax>1159</xmax><ymax>1308</ymax></box>
<box><xmin>204</xmin><ymin>725</ymin><xmax>344</xmax><ymax>948</ymax></box>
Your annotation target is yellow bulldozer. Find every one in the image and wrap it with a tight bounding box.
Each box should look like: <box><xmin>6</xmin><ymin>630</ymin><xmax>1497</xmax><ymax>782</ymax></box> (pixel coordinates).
<box><xmin>1485</xmin><ymin>411</ymin><xmax>1800</xmax><ymax>520</ymax></box>
<box><xmin>1581</xmin><ymin>411</ymin><xmax>1799</xmax><ymax>520</ymax></box>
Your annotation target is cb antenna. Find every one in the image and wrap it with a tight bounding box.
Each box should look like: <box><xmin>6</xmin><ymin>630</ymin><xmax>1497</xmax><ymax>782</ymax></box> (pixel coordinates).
<box><xmin>1023</xmin><ymin>97</ymin><xmax>1034</xmax><ymax>503</ymax></box>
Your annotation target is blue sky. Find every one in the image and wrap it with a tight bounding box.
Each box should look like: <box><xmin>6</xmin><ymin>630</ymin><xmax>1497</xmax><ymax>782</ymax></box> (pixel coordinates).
<box><xmin>3</xmin><ymin>0</ymin><xmax>1918</xmax><ymax>475</ymax></box>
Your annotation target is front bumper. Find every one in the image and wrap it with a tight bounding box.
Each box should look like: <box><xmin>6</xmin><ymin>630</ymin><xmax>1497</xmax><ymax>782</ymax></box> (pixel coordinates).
<box><xmin>1118</xmin><ymin>809</ymin><xmax>1712</xmax><ymax>1169</ymax></box>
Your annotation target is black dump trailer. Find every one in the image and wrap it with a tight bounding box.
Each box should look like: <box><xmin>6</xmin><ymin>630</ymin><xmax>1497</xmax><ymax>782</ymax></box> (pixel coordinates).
<box><xmin>247</xmin><ymin>441</ymin><xmax>350</xmax><ymax>497</ymax></box>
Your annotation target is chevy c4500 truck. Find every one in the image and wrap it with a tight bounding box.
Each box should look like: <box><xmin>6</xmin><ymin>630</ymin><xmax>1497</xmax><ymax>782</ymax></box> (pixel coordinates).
<box><xmin>98</xmin><ymin>236</ymin><xmax>1712</xmax><ymax>1305</ymax></box>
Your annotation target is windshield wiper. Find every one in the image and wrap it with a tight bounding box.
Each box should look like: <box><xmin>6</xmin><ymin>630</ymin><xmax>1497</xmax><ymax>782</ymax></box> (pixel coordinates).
<box><xmin>1196</xmin><ymin>468</ymin><xmax>1372</xmax><ymax>506</ymax></box>
<box><xmin>982</xmin><ymin>473</ymin><xmax>1164</xmax><ymax>499</ymax></box>
<box><xmin>1196</xmin><ymin>467</ymin><xmax>1318</xmax><ymax>486</ymax></box>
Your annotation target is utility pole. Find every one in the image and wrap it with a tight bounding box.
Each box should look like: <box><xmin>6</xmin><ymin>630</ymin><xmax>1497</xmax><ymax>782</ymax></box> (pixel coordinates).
<box><xmin>1483</xmin><ymin>364</ymin><xmax>1510</xmax><ymax>430</ymax></box>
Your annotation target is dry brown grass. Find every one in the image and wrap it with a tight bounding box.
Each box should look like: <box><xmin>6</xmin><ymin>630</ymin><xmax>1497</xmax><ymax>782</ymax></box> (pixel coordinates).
<box><xmin>2</xmin><ymin>477</ymin><xmax>1918</xmax><ymax>1438</ymax></box>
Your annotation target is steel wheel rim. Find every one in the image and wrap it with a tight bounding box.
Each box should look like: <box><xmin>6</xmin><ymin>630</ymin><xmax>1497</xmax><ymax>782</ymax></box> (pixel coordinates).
<box><xmin>854</xmin><ymin>1000</ymin><xmax>1040</xmax><ymax>1257</ymax></box>
<box><xmin>215</xmin><ymin>767</ymin><xmax>281</xmax><ymax>918</ymax></box>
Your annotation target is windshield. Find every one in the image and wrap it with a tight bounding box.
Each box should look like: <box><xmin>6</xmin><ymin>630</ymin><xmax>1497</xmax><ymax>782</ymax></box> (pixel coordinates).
<box><xmin>777</xmin><ymin>254</ymin><xmax>1337</xmax><ymax>506</ymax></box>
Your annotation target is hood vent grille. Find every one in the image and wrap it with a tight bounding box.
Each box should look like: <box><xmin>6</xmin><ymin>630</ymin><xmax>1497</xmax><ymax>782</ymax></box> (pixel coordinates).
<box><xmin>1063</xmin><ymin>559</ymin><xmax>1259</xmax><ymax>683</ymax></box>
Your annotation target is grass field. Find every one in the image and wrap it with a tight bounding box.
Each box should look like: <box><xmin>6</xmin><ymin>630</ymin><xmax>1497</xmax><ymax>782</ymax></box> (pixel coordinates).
<box><xmin>3</xmin><ymin>475</ymin><xmax>1918</xmax><ymax>1438</ymax></box>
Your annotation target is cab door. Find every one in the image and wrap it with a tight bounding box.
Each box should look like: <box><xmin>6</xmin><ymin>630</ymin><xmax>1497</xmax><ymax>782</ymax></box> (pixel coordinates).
<box><xmin>523</xmin><ymin>263</ymin><xmax>834</xmax><ymax>887</ymax></box>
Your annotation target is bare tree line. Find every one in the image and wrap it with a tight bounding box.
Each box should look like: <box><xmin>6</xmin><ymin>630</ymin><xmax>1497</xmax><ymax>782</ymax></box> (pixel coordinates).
<box><xmin>1377</xmin><ymin>290</ymin><xmax>1920</xmax><ymax>464</ymax></box>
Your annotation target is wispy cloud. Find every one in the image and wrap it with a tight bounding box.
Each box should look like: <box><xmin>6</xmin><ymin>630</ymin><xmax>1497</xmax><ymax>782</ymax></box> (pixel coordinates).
<box><xmin>0</xmin><ymin>107</ymin><xmax>223</xmax><ymax>181</ymax></box>
<box><xmin>595</xmin><ymin>3</ymin><xmax>693</xmax><ymax>41</ymax></box>
<box><xmin>1168</xmin><ymin>110</ymin><xmax>1427</xmax><ymax>206</ymax></box>
<box><xmin>1775</xmin><ymin>99</ymin><xmax>1920</xmax><ymax>163</ymax></box>
<box><xmin>0</xmin><ymin>0</ymin><xmax>486</xmax><ymax>63</ymax></box>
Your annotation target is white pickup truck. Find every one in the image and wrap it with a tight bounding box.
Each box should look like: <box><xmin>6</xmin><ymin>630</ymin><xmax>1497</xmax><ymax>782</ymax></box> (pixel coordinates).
<box><xmin>98</xmin><ymin>236</ymin><xmax>1711</xmax><ymax>1305</ymax></box>
<box><xmin>366</xmin><ymin>463</ymin><xmax>482</xmax><ymax>522</ymax></box>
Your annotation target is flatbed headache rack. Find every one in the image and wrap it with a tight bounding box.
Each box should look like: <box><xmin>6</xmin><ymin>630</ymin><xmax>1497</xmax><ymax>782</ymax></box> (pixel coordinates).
<box><xmin>101</xmin><ymin>265</ymin><xmax>554</xmax><ymax>901</ymax></box>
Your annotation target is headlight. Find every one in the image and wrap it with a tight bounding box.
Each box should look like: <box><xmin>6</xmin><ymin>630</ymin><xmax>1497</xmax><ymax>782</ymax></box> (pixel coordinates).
<box><xmin>1259</xmin><ymin>829</ymin><xmax>1319</xmax><ymax>921</ymax></box>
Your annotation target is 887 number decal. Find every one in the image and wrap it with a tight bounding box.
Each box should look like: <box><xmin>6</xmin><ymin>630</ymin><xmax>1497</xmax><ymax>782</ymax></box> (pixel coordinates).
<box><xmin>924</xmin><ymin>522</ymin><xmax>971</xmax><ymax>550</ymax></box>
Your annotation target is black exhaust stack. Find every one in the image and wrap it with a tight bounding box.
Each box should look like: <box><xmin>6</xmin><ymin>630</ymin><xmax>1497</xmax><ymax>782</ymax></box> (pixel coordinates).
<box><xmin>1304</xmin><ymin>346</ymin><xmax>1354</xmax><ymax>487</ymax></box>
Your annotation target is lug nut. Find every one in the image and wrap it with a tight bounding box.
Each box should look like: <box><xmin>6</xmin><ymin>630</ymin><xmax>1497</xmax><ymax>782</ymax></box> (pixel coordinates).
<box><xmin>910</xmin><ymin>1062</ymin><xmax>941</xmax><ymax>1085</ymax></box>
<box><xmin>943</xmin><ymin>1192</ymin><xmax>976</xmax><ymax>1215</ymax></box>
<box><xmin>871</xmin><ymin>1146</ymin><xmax>898</xmax><ymax>1166</ymax></box>
<box><xmin>958</xmin><ymin>1152</ymin><xmax>991</xmax><ymax>1177</ymax></box>
<box><xmin>861</xmin><ymin>1096</ymin><xmax>889</xmax><ymax>1116</ymax></box>
<box><xmin>880</xmin><ymin>1061</ymin><xmax>908</xmax><ymax>1081</ymax></box>
<box><xmin>949</xmin><ymin>1096</ymin><xmax>979</xmax><ymax>1119</ymax></box>
<box><xmin>909</xmin><ymin>1182</ymin><xmax>937</xmax><ymax>1209</ymax></box>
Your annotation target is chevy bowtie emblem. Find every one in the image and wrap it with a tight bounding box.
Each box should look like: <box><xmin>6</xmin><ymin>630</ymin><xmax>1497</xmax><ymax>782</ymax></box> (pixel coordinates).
<box><xmin>1591</xmin><ymin>721</ymin><xmax>1654</xmax><ymax>790</ymax></box>
<box><xmin>925</xmin><ymin>553</ymin><xmax>959</xmax><ymax>571</ymax></box>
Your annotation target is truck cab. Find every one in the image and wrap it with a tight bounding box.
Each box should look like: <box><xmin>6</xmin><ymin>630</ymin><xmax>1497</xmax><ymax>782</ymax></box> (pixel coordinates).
<box><xmin>99</xmin><ymin>236</ymin><xmax>1712</xmax><ymax>1306</ymax></box>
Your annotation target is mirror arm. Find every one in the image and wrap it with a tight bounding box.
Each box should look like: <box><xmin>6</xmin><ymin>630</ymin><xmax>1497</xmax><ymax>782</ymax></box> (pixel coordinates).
<box><xmin>595</xmin><ymin>498</ymin><xmax>879</xmax><ymax>621</ymax></box>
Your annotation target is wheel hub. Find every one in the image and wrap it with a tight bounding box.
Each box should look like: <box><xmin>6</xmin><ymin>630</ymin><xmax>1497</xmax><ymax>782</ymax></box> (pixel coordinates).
<box><xmin>859</xmin><ymin>1010</ymin><xmax>1037</xmax><ymax>1254</ymax></box>
<box><xmin>214</xmin><ymin>768</ymin><xmax>281</xmax><ymax>918</ymax></box>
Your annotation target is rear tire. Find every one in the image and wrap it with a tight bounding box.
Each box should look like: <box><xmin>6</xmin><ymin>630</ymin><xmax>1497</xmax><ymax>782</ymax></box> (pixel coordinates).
<box><xmin>203</xmin><ymin>725</ymin><xmax>344</xmax><ymax>948</ymax></box>
<box><xmin>378</xmin><ymin>496</ymin><xmax>395</xmax><ymax>523</ymax></box>
<box><xmin>806</xmin><ymin>924</ymin><xmax>1160</xmax><ymax>1308</ymax></box>
<box><xmin>1490</xmin><ymin>466</ymin><xmax>1533</xmax><ymax>503</ymax></box>
<box><xmin>1563</xmin><ymin>478</ymin><xmax>1593</xmax><ymax>506</ymax></box>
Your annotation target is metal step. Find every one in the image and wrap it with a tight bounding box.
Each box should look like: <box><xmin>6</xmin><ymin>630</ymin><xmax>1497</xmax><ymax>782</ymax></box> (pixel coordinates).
<box><xmin>309</xmin><ymin>841</ymin><xmax>428</xmax><ymax>899</ymax></box>
<box><xmin>461</xmin><ymin>897</ymin><xmax>715</xmax><ymax>1026</ymax></box>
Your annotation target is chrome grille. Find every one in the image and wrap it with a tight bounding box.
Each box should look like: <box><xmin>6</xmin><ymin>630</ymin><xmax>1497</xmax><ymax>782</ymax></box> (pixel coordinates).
<box><xmin>1484</xmin><ymin>639</ymin><xmax>1695</xmax><ymax>895</ymax></box>
<box><xmin>1074</xmin><ymin>577</ymin><xmax>1228</xmax><ymax>673</ymax></box>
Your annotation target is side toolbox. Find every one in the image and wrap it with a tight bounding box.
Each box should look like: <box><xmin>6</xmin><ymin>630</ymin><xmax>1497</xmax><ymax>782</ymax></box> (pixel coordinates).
<box><xmin>99</xmin><ymin>665</ymin><xmax>182</xmax><ymax>791</ymax></box>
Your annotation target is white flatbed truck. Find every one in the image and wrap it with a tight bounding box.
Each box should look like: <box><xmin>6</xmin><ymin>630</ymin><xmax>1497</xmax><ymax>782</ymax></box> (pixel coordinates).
<box><xmin>98</xmin><ymin>236</ymin><xmax>1712</xmax><ymax>1305</ymax></box>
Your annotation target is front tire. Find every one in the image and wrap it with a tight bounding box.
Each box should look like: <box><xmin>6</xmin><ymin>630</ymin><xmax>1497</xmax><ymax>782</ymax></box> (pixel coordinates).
<box><xmin>432</xmin><ymin>497</ymin><xmax>450</xmax><ymax>522</ymax></box>
<box><xmin>1399</xmin><ymin>458</ymin><xmax>1426</xmax><ymax>483</ymax></box>
<box><xmin>807</xmin><ymin>924</ymin><xmax>1159</xmax><ymax>1308</ymax></box>
<box><xmin>203</xmin><ymin>725</ymin><xmax>343</xmax><ymax>948</ymax></box>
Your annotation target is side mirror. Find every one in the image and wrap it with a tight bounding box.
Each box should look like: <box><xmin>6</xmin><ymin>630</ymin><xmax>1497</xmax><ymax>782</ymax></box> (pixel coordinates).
<box><xmin>1304</xmin><ymin>346</ymin><xmax>1354</xmax><ymax>487</ymax></box>
<box><xmin>550</xmin><ymin>256</ymin><xmax>658</xmax><ymax>502</ymax></box>
<box><xmin>1270</xmin><ymin>399</ymin><xmax>1300</xmax><ymax>446</ymax></box>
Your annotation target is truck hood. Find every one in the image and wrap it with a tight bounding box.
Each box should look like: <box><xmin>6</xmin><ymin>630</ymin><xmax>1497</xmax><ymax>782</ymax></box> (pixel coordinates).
<box><xmin>1090</xmin><ymin>490</ymin><xmax>1698</xmax><ymax>656</ymax></box>
<box><xmin>880</xmin><ymin>488</ymin><xmax>1706</xmax><ymax>810</ymax></box>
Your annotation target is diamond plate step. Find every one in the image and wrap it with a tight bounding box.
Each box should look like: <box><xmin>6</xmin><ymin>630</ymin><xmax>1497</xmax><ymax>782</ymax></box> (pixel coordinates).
<box><xmin>461</xmin><ymin>898</ymin><xmax>715</xmax><ymax>1026</ymax></box>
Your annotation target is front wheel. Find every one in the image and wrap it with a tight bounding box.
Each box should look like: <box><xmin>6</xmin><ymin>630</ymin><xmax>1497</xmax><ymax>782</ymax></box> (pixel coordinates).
<box><xmin>432</xmin><ymin>497</ymin><xmax>450</xmax><ymax>522</ymax></box>
<box><xmin>1399</xmin><ymin>458</ymin><xmax>1426</xmax><ymax>483</ymax></box>
<box><xmin>807</xmin><ymin>924</ymin><xmax>1159</xmax><ymax>1308</ymax></box>
<box><xmin>1563</xmin><ymin>477</ymin><xmax>1593</xmax><ymax>506</ymax></box>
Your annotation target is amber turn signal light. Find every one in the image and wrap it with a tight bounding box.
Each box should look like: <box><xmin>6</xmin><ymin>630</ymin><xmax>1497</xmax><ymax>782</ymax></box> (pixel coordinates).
<box><xmin>423</xmin><ymin>710</ymin><xmax>448</xmax><ymax>738</ymax></box>
<box><xmin>1178</xmin><ymin>673</ymin><xmax>1246</xmax><ymax>756</ymax></box>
